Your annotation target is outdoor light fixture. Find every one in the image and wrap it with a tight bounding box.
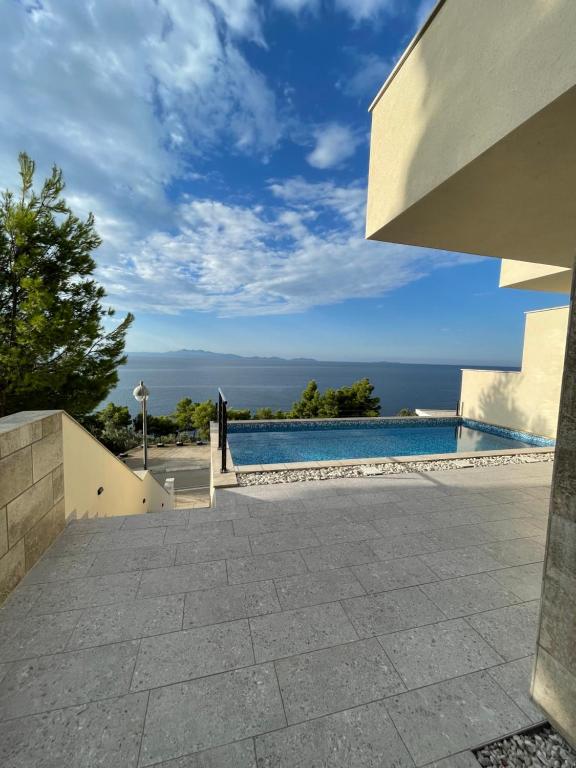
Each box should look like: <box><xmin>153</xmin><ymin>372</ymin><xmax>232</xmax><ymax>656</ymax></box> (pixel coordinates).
<box><xmin>133</xmin><ymin>380</ymin><xmax>150</xmax><ymax>470</ymax></box>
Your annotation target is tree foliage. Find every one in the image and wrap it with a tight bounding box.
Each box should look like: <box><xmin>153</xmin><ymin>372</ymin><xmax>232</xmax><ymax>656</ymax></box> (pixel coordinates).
<box><xmin>0</xmin><ymin>153</ymin><xmax>133</xmax><ymax>417</ymax></box>
<box><xmin>289</xmin><ymin>378</ymin><xmax>380</xmax><ymax>419</ymax></box>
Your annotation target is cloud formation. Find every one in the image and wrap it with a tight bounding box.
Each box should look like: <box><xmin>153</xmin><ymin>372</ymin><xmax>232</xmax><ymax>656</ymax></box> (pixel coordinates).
<box><xmin>306</xmin><ymin>124</ymin><xmax>361</xmax><ymax>169</ymax></box>
<box><xmin>0</xmin><ymin>0</ymin><xmax>281</xmax><ymax>227</ymax></box>
<box><xmin>273</xmin><ymin>0</ymin><xmax>399</xmax><ymax>22</ymax></box>
<box><xmin>96</xmin><ymin>178</ymin><xmax>476</xmax><ymax>317</ymax></box>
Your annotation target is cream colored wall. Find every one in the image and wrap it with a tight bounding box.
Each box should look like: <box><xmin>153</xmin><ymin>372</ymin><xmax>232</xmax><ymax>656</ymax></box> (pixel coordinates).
<box><xmin>366</xmin><ymin>0</ymin><xmax>576</xmax><ymax>266</ymax></box>
<box><xmin>461</xmin><ymin>307</ymin><xmax>569</xmax><ymax>438</ymax></box>
<box><xmin>62</xmin><ymin>413</ymin><xmax>171</xmax><ymax>520</ymax></box>
<box><xmin>499</xmin><ymin>260</ymin><xmax>572</xmax><ymax>293</ymax></box>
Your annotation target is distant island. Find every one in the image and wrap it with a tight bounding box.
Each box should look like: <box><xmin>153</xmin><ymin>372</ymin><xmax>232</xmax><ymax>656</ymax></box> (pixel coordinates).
<box><xmin>132</xmin><ymin>348</ymin><xmax>319</xmax><ymax>363</ymax></box>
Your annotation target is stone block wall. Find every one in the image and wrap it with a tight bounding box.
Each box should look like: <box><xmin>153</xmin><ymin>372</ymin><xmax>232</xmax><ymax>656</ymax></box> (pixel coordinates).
<box><xmin>0</xmin><ymin>411</ymin><xmax>65</xmax><ymax>603</ymax></box>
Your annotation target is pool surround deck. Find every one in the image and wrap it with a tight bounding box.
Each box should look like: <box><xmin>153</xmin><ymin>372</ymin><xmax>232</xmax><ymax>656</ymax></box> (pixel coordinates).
<box><xmin>0</xmin><ymin>460</ymin><xmax>551</xmax><ymax>766</ymax></box>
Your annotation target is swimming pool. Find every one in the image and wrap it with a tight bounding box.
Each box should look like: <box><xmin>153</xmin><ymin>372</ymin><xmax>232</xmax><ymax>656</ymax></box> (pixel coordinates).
<box><xmin>227</xmin><ymin>417</ymin><xmax>554</xmax><ymax>466</ymax></box>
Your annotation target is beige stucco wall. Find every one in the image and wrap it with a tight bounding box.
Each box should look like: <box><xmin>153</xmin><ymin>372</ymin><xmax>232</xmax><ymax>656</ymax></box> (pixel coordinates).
<box><xmin>461</xmin><ymin>306</ymin><xmax>568</xmax><ymax>438</ymax></box>
<box><xmin>366</xmin><ymin>0</ymin><xmax>576</xmax><ymax>267</ymax></box>
<box><xmin>62</xmin><ymin>413</ymin><xmax>171</xmax><ymax>520</ymax></box>
<box><xmin>500</xmin><ymin>260</ymin><xmax>572</xmax><ymax>293</ymax></box>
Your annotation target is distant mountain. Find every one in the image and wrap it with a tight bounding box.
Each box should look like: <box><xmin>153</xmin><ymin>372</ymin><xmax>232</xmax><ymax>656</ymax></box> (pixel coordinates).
<box><xmin>132</xmin><ymin>348</ymin><xmax>319</xmax><ymax>363</ymax></box>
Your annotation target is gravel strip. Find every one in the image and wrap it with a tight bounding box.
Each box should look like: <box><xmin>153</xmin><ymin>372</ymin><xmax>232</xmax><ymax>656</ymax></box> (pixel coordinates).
<box><xmin>474</xmin><ymin>723</ymin><xmax>576</xmax><ymax>767</ymax></box>
<box><xmin>236</xmin><ymin>453</ymin><xmax>554</xmax><ymax>486</ymax></box>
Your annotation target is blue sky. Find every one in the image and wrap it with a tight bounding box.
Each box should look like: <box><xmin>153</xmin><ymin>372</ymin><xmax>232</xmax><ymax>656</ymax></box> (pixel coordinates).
<box><xmin>1</xmin><ymin>0</ymin><xmax>566</xmax><ymax>365</ymax></box>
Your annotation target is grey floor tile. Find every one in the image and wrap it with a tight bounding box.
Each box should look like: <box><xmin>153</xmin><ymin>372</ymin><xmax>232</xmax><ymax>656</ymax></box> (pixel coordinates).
<box><xmin>88</xmin><ymin>545</ymin><xmax>176</xmax><ymax>576</ymax></box>
<box><xmin>373</xmin><ymin>515</ymin><xmax>440</xmax><ymax>537</ymax></box>
<box><xmin>164</xmin><ymin>522</ymin><xmax>234</xmax><ymax>544</ymax></box>
<box><xmin>343</xmin><ymin>501</ymin><xmax>405</xmax><ymax>523</ymax></box>
<box><xmin>477</xmin><ymin>519</ymin><xmax>544</xmax><ymax>543</ymax></box>
<box><xmin>184</xmin><ymin>581</ymin><xmax>280</xmax><ymax>628</ymax></box>
<box><xmin>255</xmin><ymin>699</ymin><xmax>413</xmax><ymax>768</ymax></box>
<box><xmin>87</xmin><ymin>528</ymin><xmax>166</xmax><ymax>551</ymax></box>
<box><xmin>140</xmin><ymin>664</ymin><xmax>285</xmax><ymax>766</ymax></box>
<box><xmin>302</xmin><ymin>496</ymin><xmax>362</xmax><ymax>512</ymax></box>
<box><xmin>0</xmin><ymin>692</ymin><xmax>148</xmax><ymax>768</ymax></box>
<box><xmin>419</xmin><ymin>546</ymin><xmax>504</xmax><ymax>579</ymax></box>
<box><xmin>342</xmin><ymin>587</ymin><xmax>445</xmax><ymax>638</ymax></box>
<box><xmin>311</xmin><ymin>521</ymin><xmax>380</xmax><ymax>545</ymax></box>
<box><xmin>488</xmin><ymin>656</ymin><xmax>545</xmax><ymax>723</ymax></box>
<box><xmin>250</xmin><ymin>528</ymin><xmax>321</xmax><ymax>555</ymax></box>
<box><xmin>425</xmin><ymin>525</ymin><xmax>494</xmax><ymax>550</ymax></box>
<box><xmin>421</xmin><ymin>573</ymin><xmax>521</xmax><ymax>618</ymax></box>
<box><xmin>293</xmin><ymin>508</ymin><xmax>351</xmax><ymax>527</ymax></box>
<box><xmin>67</xmin><ymin>517</ymin><xmax>126</xmax><ymax>533</ymax></box>
<box><xmin>275</xmin><ymin>638</ymin><xmax>405</xmax><ymax>723</ymax></box>
<box><xmin>149</xmin><ymin>739</ymin><xmax>256</xmax><ymax>767</ymax></box>
<box><xmin>46</xmin><ymin>532</ymin><xmax>94</xmax><ymax>557</ymax></box>
<box><xmin>250</xmin><ymin>602</ymin><xmax>357</xmax><ymax>662</ymax></box>
<box><xmin>22</xmin><ymin>553</ymin><xmax>95</xmax><ymax>584</ymax></box>
<box><xmin>379</xmin><ymin>618</ymin><xmax>504</xmax><ymax>688</ymax></box>
<box><xmin>300</xmin><ymin>541</ymin><xmax>377</xmax><ymax>571</ymax></box>
<box><xmin>274</xmin><ymin>568</ymin><xmax>365</xmax><ymax>609</ymax></box>
<box><xmin>132</xmin><ymin>619</ymin><xmax>254</xmax><ymax>690</ymax></box>
<box><xmin>121</xmin><ymin>510</ymin><xmax>190</xmax><ymax>529</ymax></box>
<box><xmin>0</xmin><ymin>640</ymin><xmax>139</xmax><ymax>720</ymax></box>
<box><xmin>423</xmin><ymin>753</ymin><xmax>480</xmax><ymax>768</ymax></box>
<box><xmin>139</xmin><ymin>561</ymin><xmax>227</xmax><ymax>597</ymax></box>
<box><xmin>233</xmin><ymin>515</ymin><xmax>300</xmax><ymax>536</ymax></box>
<box><xmin>0</xmin><ymin>610</ymin><xmax>82</xmax><ymax>662</ymax></box>
<box><xmin>369</xmin><ymin>533</ymin><xmax>440</xmax><ymax>561</ymax></box>
<box><xmin>31</xmin><ymin>571</ymin><xmax>142</xmax><ymax>614</ymax></box>
<box><xmin>467</xmin><ymin>601</ymin><xmax>541</xmax><ymax>661</ymax></box>
<box><xmin>247</xmin><ymin>502</ymin><xmax>305</xmax><ymax>518</ymax></box>
<box><xmin>175</xmin><ymin>536</ymin><xmax>251</xmax><ymax>565</ymax></box>
<box><xmin>0</xmin><ymin>585</ymin><xmax>43</xmax><ymax>620</ymax></box>
<box><xmin>387</xmin><ymin>671</ymin><xmax>529</xmax><ymax>766</ymax></box>
<box><xmin>67</xmin><ymin>595</ymin><xmax>184</xmax><ymax>649</ymax></box>
<box><xmin>227</xmin><ymin>551</ymin><xmax>307</xmax><ymax>584</ymax></box>
<box><xmin>352</xmin><ymin>557</ymin><xmax>438</xmax><ymax>593</ymax></box>
<box><xmin>187</xmin><ymin>506</ymin><xmax>250</xmax><ymax>523</ymax></box>
<box><xmin>490</xmin><ymin>563</ymin><xmax>543</xmax><ymax>601</ymax></box>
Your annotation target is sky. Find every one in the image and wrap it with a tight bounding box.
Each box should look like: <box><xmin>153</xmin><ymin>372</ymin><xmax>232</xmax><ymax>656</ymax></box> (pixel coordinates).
<box><xmin>0</xmin><ymin>0</ymin><xmax>567</xmax><ymax>365</ymax></box>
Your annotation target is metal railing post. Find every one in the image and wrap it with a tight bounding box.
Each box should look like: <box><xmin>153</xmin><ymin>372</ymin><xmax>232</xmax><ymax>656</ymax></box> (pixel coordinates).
<box><xmin>217</xmin><ymin>388</ymin><xmax>228</xmax><ymax>473</ymax></box>
<box><xmin>221</xmin><ymin>400</ymin><xmax>227</xmax><ymax>473</ymax></box>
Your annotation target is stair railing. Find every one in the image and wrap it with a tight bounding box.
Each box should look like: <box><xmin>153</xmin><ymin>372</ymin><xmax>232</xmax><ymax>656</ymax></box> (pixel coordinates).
<box><xmin>217</xmin><ymin>388</ymin><xmax>228</xmax><ymax>473</ymax></box>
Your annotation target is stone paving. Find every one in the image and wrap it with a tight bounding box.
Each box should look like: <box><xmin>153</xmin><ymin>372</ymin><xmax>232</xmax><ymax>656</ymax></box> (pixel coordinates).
<box><xmin>0</xmin><ymin>461</ymin><xmax>552</xmax><ymax>767</ymax></box>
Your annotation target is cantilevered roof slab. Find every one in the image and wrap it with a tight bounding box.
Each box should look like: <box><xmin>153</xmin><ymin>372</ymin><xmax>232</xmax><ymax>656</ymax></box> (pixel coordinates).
<box><xmin>499</xmin><ymin>260</ymin><xmax>572</xmax><ymax>294</ymax></box>
<box><xmin>366</xmin><ymin>0</ymin><xmax>576</xmax><ymax>268</ymax></box>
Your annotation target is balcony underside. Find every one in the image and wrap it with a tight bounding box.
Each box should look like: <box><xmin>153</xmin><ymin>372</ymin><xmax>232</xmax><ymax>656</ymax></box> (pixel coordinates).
<box><xmin>368</xmin><ymin>85</ymin><xmax>576</xmax><ymax>268</ymax></box>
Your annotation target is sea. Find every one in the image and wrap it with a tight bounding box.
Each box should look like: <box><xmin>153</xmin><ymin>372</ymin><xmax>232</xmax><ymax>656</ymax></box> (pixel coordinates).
<box><xmin>102</xmin><ymin>355</ymin><xmax>518</xmax><ymax>417</ymax></box>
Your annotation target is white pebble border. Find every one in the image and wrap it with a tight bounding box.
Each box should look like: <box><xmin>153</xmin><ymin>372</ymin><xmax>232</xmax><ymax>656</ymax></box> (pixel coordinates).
<box><xmin>237</xmin><ymin>452</ymin><xmax>554</xmax><ymax>486</ymax></box>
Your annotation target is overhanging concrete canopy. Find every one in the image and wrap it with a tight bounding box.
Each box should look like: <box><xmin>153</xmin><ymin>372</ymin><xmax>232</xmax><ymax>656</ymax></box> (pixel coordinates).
<box><xmin>500</xmin><ymin>260</ymin><xmax>572</xmax><ymax>294</ymax></box>
<box><xmin>366</xmin><ymin>0</ymin><xmax>576</xmax><ymax>267</ymax></box>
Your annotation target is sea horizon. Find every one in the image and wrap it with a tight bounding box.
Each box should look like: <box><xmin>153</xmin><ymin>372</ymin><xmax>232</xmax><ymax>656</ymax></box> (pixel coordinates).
<box><xmin>103</xmin><ymin>353</ymin><xmax>519</xmax><ymax>417</ymax></box>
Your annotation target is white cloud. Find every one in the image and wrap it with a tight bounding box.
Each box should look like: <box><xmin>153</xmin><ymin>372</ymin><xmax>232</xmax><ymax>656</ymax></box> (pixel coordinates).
<box><xmin>306</xmin><ymin>124</ymin><xmax>360</xmax><ymax>169</ymax></box>
<box><xmin>273</xmin><ymin>0</ymin><xmax>398</xmax><ymax>22</ymax></box>
<box><xmin>95</xmin><ymin>177</ymin><xmax>477</xmax><ymax>317</ymax></box>
<box><xmin>0</xmin><ymin>0</ymin><xmax>281</xmax><ymax>228</ymax></box>
<box><xmin>272</xmin><ymin>0</ymin><xmax>320</xmax><ymax>12</ymax></box>
<box><xmin>334</xmin><ymin>0</ymin><xmax>397</xmax><ymax>22</ymax></box>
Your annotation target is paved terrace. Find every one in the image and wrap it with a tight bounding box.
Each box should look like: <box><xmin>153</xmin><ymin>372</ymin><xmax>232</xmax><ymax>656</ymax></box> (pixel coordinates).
<box><xmin>0</xmin><ymin>462</ymin><xmax>551</xmax><ymax>767</ymax></box>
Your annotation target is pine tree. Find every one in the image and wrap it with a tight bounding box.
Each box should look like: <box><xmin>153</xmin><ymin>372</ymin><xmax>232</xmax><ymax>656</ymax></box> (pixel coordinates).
<box><xmin>0</xmin><ymin>153</ymin><xmax>133</xmax><ymax>417</ymax></box>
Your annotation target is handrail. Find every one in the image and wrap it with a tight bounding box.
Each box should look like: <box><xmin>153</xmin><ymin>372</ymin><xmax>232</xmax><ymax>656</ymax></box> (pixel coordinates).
<box><xmin>217</xmin><ymin>388</ymin><xmax>228</xmax><ymax>473</ymax></box>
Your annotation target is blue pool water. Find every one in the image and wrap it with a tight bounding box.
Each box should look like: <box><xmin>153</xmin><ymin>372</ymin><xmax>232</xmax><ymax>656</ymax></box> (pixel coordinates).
<box><xmin>227</xmin><ymin>418</ymin><xmax>554</xmax><ymax>466</ymax></box>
